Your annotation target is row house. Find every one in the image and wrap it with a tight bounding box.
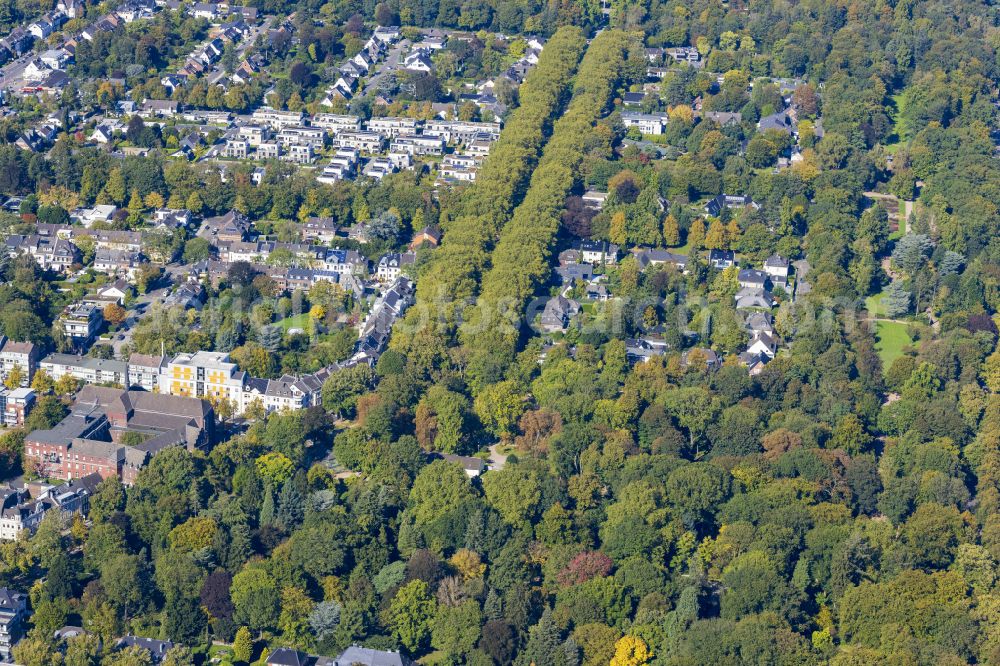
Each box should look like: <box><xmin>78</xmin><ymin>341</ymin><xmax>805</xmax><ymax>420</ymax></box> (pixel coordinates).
<box><xmin>4</xmin><ymin>235</ymin><xmax>79</xmax><ymax>273</ymax></box>
<box><xmin>357</xmin><ymin>277</ymin><xmax>413</xmax><ymax>359</ymax></box>
<box><xmin>375</xmin><ymin>252</ymin><xmax>415</xmax><ymax>283</ymax></box>
<box><xmin>0</xmin><ymin>588</ymin><xmax>27</xmax><ymax>660</ymax></box>
<box><xmin>0</xmin><ymin>473</ymin><xmax>99</xmax><ymax>541</ymax></box>
<box><xmin>322</xmin><ymin>248</ymin><xmax>367</xmax><ymax>275</ymax></box>
<box><xmin>298</xmin><ymin>217</ymin><xmax>340</xmax><ymax>244</ymax></box>
<box><xmin>93</xmin><ymin>248</ymin><xmax>144</xmax><ymax>279</ymax></box>
<box><xmin>77</xmin><ymin>227</ymin><xmax>143</xmax><ymax>253</ymax></box>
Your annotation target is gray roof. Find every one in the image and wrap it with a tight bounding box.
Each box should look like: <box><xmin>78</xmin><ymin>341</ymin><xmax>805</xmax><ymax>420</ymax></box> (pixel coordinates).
<box><xmin>331</xmin><ymin>646</ymin><xmax>415</xmax><ymax>666</ymax></box>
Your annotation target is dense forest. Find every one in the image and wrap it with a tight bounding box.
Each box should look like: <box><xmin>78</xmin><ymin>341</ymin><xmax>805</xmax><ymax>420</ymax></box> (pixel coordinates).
<box><xmin>2</xmin><ymin>0</ymin><xmax>1000</xmax><ymax>663</ymax></box>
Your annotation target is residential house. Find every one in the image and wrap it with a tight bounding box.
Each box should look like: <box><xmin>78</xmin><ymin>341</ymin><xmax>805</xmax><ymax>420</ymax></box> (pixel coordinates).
<box><xmin>708</xmin><ymin>249</ymin><xmax>736</xmax><ymax>269</ymax></box>
<box><xmin>580</xmin><ymin>240</ymin><xmax>619</xmax><ymax>265</ymax></box>
<box><xmin>375</xmin><ymin>252</ymin><xmax>415</xmax><ymax>283</ymax></box>
<box><xmin>403</xmin><ymin>49</ymin><xmax>432</xmax><ymax>72</ymax></box>
<box><xmin>300</xmin><ymin>217</ymin><xmax>340</xmax><ymax>244</ymax></box>
<box><xmin>737</xmin><ymin>268</ymin><xmax>769</xmax><ymax>290</ymax></box>
<box><xmin>555</xmin><ymin>262</ymin><xmax>594</xmax><ymax>285</ymax></box>
<box><xmin>745</xmin><ymin>311</ymin><xmax>774</xmax><ymax>337</ymax></box>
<box><xmin>320</xmin><ymin>646</ymin><xmax>415</xmax><ymax>666</ymax></box>
<box><xmin>581</xmin><ymin>190</ymin><xmax>608</xmax><ymax>210</ymax></box>
<box><xmin>705</xmin><ymin>194</ymin><xmax>758</xmax><ymax>218</ymax></box>
<box><xmin>634</xmin><ymin>248</ymin><xmax>689</xmax><ymax>273</ymax></box>
<box><xmin>763</xmin><ymin>254</ymin><xmax>790</xmax><ymax>285</ymax></box>
<box><xmin>680</xmin><ymin>347</ymin><xmax>720</xmax><ymax>370</ymax></box>
<box><xmin>746</xmin><ymin>331</ymin><xmax>778</xmax><ymax>358</ymax></box>
<box><xmin>622</xmin><ymin>91</ymin><xmax>646</xmax><ymax>107</ymax></box>
<box><xmin>409</xmin><ymin>226</ymin><xmax>441</xmax><ymax>249</ymax></box>
<box><xmin>139</xmin><ymin>99</ymin><xmax>179</xmax><ymax>118</ymax></box>
<box><xmin>758</xmin><ymin>110</ymin><xmax>795</xmax><ymax>134</ymax></box>
<box><xmin>625</xmin><ymin>337</ymin><xmax>669</xmax><ymax>363</ymax></box>
<box><xmin>621</xmin><ymin>111</ymin><xmax>668</xmax><ymax>135</ymax></box>
<box><xmin>734</xmin><ymin>286</ymin><xmax>774</xmax><ymax>310</ymax></box>
<box><xmin>115</xmin><ymin>636</ymin><xmax>175</xmax><ymax>663</ymax></box>
<box><xmin>72</xmin><ymin>204</ymin><xmax>118</xmax><ymax>227</ymax></box>
<box><xmin>539</xmin><ymin>295</ymin><xmax>580</xmax><ymax>333</ymax></box>
<box><xmin>251</xmin><ymin>107</ymin><xmax>304</xmax><ymax>129</ymax></box>
<box><xmin>199</xmin><ymin>209</ymin><xmax>250</xmax><ymax>243</ymax></box>
<box><xmin>93</xmin><ymin>249</ymin><xmax>143</xmax><ymax>279</ymax></box>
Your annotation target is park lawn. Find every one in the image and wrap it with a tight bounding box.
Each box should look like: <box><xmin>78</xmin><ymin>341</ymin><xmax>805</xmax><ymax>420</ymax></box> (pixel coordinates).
<box><xmin>276</xmin><ymin>313</ymin><xmax>312</xmax><ymax>332</ymax></box>
<box><xmin>874</xmin><ymin>320</ymin><xmax>912</xmax><ymax>366</ymax></box>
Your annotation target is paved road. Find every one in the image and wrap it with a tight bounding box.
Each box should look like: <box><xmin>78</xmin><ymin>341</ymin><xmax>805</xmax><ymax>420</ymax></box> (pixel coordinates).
<box><xmin>361</xmin><ymin>40</ymin><xmax>409</xmax><ymax>98</ymax></box>
<box><xmin>108</xmin><ymin>265</ymin><xmax>189</xmax><ymax>357</ymax></box>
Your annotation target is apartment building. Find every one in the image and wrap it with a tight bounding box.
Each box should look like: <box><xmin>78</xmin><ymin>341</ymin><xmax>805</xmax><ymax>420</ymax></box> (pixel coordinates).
<box><xmin>164</xmin><ymin>350</ymin><xmax>248</xmax><ymax>407</ymax></box>
<box><xmin>311</xmin><ymin>113</ymin><xmax>362</xmax><ymax>133</ymax></box>
<box><xmin>0</xmin><ymin>338</ymin><xmax>39</xmax><ymax>386</ymax></box>
<box><xmin>60</xmin><ymin>303</ymin><xmax>104</xmax><ymax>348</ymax></box>
<box><xmin>367</xmin><ymin>116</ymin><xmax>418</xmax><ymax>138</ymax></box>
<box><xmin>0</xmin><ymin>588</ymin><xmax>27</xmax><ymax>660</ymax></box>
<box><xmin>127</xmin><ymin>354</ymin><xmax>168</xmax><ymax>392</ymax></box>
<box><xmin>41</xmin><ymin>354</ymin><xmax>128</xmax><ymax>386</ymax></box>
<box><xmin>0</xmin><ymin>388</ymin><xmax>34</xmax><ymax>427</ymax></box>
<box><xmin>334</xmin><ymin>131</ymin><xmax>384</xmax><ymax>153</ymax></box>
<box><xmin>251</xmin><ymin>107</ymin><xmax>305</xmax><ymax>129</ymax></box>
<box><xmin>389</xmin><ymin>134</ymin><xmax>443</xmax><ymax>156</ymax></box>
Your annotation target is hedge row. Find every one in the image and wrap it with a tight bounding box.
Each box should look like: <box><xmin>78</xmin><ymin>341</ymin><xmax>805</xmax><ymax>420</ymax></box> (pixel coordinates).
<box><xmin>395</xmin><ymin>26</ymin><xmax>587</xmax><ymax>349</ymax></box>
<box><xmin>462</xmin><ymin>30</ymin><xmax>633</xmax><ymax>377</ymax></box>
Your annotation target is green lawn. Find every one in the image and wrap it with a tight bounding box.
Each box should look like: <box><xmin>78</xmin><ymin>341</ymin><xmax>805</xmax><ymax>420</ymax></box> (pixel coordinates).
<box><xmin>874</xmin><ymin>320</ymin><xmax>912</xmax><ymax>366</ymax></box>
<box><xmin>865</xmin><ymin>291</ymin><xmax>887</xmax><ymax>318</ymax></box>
<box><xmin>276</xmin><ymin>313</ymin><xmax>313</xmax><ymax>332</ymax></box>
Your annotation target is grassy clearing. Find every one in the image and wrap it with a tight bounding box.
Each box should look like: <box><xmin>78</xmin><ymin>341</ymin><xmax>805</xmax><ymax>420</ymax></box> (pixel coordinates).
<box><xmin>276</xmin><ymin>313</ymin><xmax>313</xmax><ymax>332</ymax></box>
<box><xmin>865</xmin><ymin>291</ymin><xmax>887</xmax><ymax>318</ymax></box>
<box><xmin>874</xmin><ymin>320</ymin><xmax>912</xmax><ymax>366</ymax></box>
